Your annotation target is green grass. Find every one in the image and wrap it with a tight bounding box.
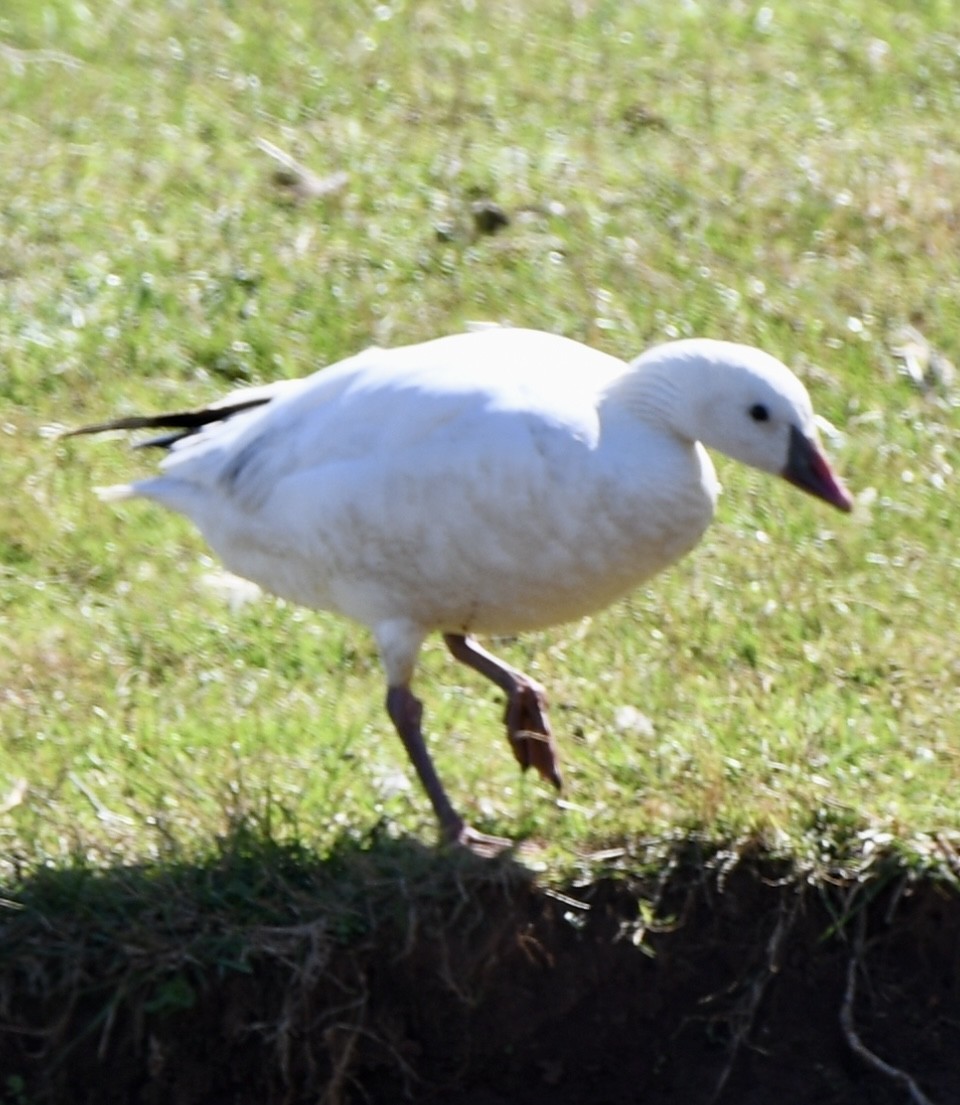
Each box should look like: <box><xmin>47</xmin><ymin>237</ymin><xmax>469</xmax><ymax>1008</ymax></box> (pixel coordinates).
<box><xmin>2</xmin><ymin>0</ymin><xmax>960</xmax><ymax>884</ymax></box>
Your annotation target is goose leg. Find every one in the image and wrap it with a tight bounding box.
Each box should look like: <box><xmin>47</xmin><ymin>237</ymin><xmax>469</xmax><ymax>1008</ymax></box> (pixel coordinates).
<box><xmin>443</xmin><ymin>634</ymin><xmax>563</xmax><ymax>790</ymax></box>
<box><xmin>386</xmin><ymin>685</ymin><xmax>462</xmax><ymax>837</ymax></box>
<box><xmin>385</xmin><ymin>685</ymin><xmax>511</xmax><ymax>856</ymax></box>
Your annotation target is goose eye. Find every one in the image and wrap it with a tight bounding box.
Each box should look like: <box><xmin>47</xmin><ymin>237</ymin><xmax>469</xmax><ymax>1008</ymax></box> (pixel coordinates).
<box><xmin>749</xmin><ymin>403</ymin><xmax>770</xmax><ymax>423</ymax></box>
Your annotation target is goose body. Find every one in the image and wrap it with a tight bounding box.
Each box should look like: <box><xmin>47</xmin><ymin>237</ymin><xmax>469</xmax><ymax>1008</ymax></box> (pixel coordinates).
<box><xmin>71</xmin><ymin>327</ymin><xmax>852</xmax><ymax>849</ymax></box>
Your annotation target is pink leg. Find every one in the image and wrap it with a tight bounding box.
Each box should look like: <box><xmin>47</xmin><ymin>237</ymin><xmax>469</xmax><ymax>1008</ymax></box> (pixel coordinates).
<box><xmin>386</xmin><ymin>685</ymin><xmax>512</xmax><ymax>856</ymax></box>
<box><xmin>443</xmin><ymin>634</ymin><xmax>562</xmax><ymax>790</ymax></box>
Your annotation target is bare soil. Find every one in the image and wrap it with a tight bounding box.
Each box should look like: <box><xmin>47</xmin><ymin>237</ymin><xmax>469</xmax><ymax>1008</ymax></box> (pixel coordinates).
<box><xmin>3</xmin><ymin>844</ymin><xmax>958</xmax><ymax>1105</ymax></box>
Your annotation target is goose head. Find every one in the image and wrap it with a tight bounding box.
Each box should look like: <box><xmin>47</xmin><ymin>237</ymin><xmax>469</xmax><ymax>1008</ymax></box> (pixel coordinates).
<box><xmin>629</xmin><ymin>339</ymin><xmax>853</xmax><ymax>512</ymax></box>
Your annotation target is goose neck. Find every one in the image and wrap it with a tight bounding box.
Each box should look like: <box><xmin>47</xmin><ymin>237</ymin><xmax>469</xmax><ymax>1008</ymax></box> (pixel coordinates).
<box><xmin>601</xmin><ymin>363</ymin><xmax>686</xmax><ymax>438</ymax></box>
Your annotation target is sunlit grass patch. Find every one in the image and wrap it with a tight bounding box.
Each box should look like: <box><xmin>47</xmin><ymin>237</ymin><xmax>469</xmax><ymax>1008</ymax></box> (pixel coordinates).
<box><xmin>1</xmin><ymin>0</ymin><xmax>959</xmax><ymax>885</ymax></box>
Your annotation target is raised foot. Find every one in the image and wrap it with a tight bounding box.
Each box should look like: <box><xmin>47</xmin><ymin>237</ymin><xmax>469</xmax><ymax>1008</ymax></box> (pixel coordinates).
<box><xmin>505</xmin><ymin>680</ymin><xmax>563</xmax><ymax>791</ymax></box>
<box><xmin>442</xmin><ymin>634</ymin><xmax>563</xmax><ymax>792</ymax></box>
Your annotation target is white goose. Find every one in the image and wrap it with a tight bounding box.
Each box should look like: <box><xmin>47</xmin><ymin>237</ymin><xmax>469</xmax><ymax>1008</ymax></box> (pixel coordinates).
<box><xmin>68</xmin><ymin>327</ymin><xmax>852</xmax><ymax>850</ymax></box>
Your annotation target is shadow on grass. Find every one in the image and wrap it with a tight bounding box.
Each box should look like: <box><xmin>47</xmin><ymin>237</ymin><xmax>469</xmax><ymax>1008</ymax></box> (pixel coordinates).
<box><xmin>2</xmin><ymin>826</ymin><xmax>958</xmax><ymax>1105</ymax></box>
<box><xmin>0</xmin><ymin>824</ymin><xmax>542</xmax><ymax>1104</ymax></box>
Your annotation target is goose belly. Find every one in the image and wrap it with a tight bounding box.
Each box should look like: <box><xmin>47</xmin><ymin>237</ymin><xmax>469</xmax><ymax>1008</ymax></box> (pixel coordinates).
<box><xmin>198</xmin><ymin>446</ymin><xmax>717</xmax><ymax>636</ymax></box>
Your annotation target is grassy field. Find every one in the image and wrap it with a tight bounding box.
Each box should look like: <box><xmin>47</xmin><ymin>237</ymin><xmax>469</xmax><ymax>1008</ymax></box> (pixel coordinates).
<box><xmin>2</xmin><ymin>0</ymin><xmax>960</xmax><ymax>885</ymax></box>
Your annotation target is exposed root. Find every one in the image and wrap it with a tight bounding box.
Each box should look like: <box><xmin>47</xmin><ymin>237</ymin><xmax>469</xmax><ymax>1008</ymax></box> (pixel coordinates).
<box><xmin>707</xmin><ymin>887</ymin><xmax>802</xmax><ymax>1105</ymax></box>
<box><xmin>839</xmin><ymin>906</ymin><xmax>940</xmax><ymax>1105</ymax></box>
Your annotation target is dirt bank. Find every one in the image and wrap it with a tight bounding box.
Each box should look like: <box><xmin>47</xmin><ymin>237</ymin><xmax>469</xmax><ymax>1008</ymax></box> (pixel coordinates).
<box><xmin>3</xmin><ymin>842</ymin><xmax>958</xmax><ymax>1104</ymax></box>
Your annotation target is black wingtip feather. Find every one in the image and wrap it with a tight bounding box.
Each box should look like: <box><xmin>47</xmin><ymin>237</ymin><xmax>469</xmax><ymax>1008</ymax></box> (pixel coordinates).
<box><xmin>132</xmin><ymin>431</ymin><xmax>194</xmax><ymax>450</ymax></box>
<box><xmin>62</xmin><ymin>396</ymin><xmax>272</xmax><ymax>447</ymax></box>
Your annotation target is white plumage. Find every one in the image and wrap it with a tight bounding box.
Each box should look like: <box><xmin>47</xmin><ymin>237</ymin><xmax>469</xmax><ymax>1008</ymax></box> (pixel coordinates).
<box><xmin>70</xmin><ymin>327</ymin><xmax>852</xmax><ymax>850</ymax></box>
